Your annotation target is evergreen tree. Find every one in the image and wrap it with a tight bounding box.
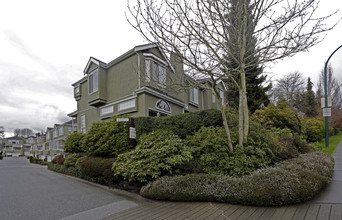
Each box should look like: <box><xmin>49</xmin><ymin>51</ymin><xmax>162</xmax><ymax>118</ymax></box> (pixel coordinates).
<box><xmin>224</xmin><ymin>0</ymin><xmax>271</xmax><ymax>114</ymax></box>
<box><xmin>304</xmin><ymin>77</ymin><xmax>318</xmax><ymax>117</ymax></box>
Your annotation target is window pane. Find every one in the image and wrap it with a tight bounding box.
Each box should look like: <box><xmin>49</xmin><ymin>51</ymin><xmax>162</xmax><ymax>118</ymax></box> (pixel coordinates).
<box><xmin>89</xmin><ymin>74</ymin><xmax>93</xmax><ymax>93</ymax></box>
<box><xmin>159</xmin><ymin>66</ymin><xmax>166</xmax><ymax>85</ymax></box>
<box><xmin>145</xmin><ymin>59</ymin><xmax>150</xmax><ymax>82</ymax></box>
<box><xmin>81</xmin><ymin>115</ymin><xmax>86</xmax><ymax>133</ymax></box>
<box><xmin>156</xmin><ymin>100</ymin><xmax>170</xmax><ymax>112</ymax></box>
<box><xmin>100</xmin><ymin>105</ymin><xmax>114</xmax><ymax>116</ymax></box>
<box><xmin>118</xmin><ymin>99</ymin><xmax>135</xmax><ymax>111</ymax></box>
<box><xmin>93</xmin><ymin>71</ymin><xmax>98</xmax><ymax>92</ymax></box>
<box><xmin>153</xmin><ymin>62</ymin><xmax>158</xmax><ymax>82</ymax></box>
<box><xmin>190</xmin><ymin>87</ymin><xmax>198</xmax><ymax>104</ymax></box>
<box><xmin>89</xmin><ymin>69</ymin><xmax>98</xmax><ymax>93</ymax></box>
<box><xmin>219</xmin><ymin>89</ymin><xmax>224</xmax><ymax>104</ymax></box>
<box><xmin>194</xmin><ymin>88</ymin><xmax>198</xmax><ymax>104</ymax></box>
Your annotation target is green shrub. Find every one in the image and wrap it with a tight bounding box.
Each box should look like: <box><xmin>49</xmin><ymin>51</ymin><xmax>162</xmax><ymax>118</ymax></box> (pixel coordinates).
<box><xmin>140</xmin><ymin>152</ymin><xmax>334</xmax><ymax>206</ymax></box>
<box><xmin>76</xmin><ymin>156</ymin><xmax>118</xmax><ymax>185</ymax></box>
<box><xmin>302</xmin><ymin>117</ymin><xmax>324</xmax><ymax>143</ymax></box>
<box><xmin>64</xmin><ymin>132</ymin><xmax>86</xmax><ymax>153</ymax></box>
<box><xmin>47</xmin><ymin>163</ymin><xmax>79</xmax><ymax>177</ymax></box>
<box><xmin>64</xmin><ymin>153</ymin><xmax>82</xmax><ymax>168</ymax></box>
<box><xmin>186</xmin><ymin>126</ymin><xmax>275</xmax><ymax>177</ymax></box>
<box><xmin>112</xmin><ymin>129</ymin><xmax>193</xmax><ymax>183</ymax></box>
<box><xmin>252</xmin><ymin>104</ymin><xmax>303</xmax><ymax>135</ymax></box>
<box><xmin>0</xmin><ymin>155</ymin><xmax>3</xmax><ymax>160</ymax></box>
<box><xmin>81</xmin><ymin>116</ymin><xmax>131</xmax><ymax>157</ymax></box>
<box><xmin>28</xmin><ymin>156</ymin><xmax>47</xmax><ymax>165</ymax></box>
<box><xmin>134</xmin><ymin>110</ymin><xmax>223</xmax><ymax>139</ymax></box>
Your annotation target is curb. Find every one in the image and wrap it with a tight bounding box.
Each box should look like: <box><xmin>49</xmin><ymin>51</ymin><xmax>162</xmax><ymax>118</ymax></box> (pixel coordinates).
<box><xmin>46</xmin><ymin>167</ymin><xmax>153</xmax><ymax>204</ymax></box>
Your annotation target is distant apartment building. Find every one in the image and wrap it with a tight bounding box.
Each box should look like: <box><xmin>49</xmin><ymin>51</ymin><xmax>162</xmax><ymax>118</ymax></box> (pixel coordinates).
<box><xmin>2</xmin><ymin>136</ymin><xmax>25</xmax><ymax>157</ymax></box>
<box><xmin>69</xmin><ymin>43</ymin><xmax>225</xmax><ymax>132</ymax></box>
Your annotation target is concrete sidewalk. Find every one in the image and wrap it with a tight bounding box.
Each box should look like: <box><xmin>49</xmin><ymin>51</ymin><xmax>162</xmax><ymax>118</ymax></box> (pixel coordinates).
<box><xmin>104</xmin><ymin>141</ymin><xmax>342</xmax><ymax>220</ymax></box>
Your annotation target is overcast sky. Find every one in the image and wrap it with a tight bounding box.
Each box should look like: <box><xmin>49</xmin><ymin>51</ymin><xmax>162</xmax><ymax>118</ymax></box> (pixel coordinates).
<box><xmin>0</xmin><ymin>0</ymin><xmax>341</xmax><ymax>136</ymax></box>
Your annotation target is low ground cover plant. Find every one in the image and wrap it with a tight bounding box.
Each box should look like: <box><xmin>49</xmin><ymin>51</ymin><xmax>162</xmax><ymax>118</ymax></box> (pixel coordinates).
<box><xmin>140</xmin><ymin>152</ymin><xmax>334</xmax><ymax>206</ymax></box>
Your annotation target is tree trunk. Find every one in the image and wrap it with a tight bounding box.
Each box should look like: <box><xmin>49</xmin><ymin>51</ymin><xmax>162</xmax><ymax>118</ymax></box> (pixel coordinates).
<box><xmin>241</xmin><ymin>69</ymin><xmax>249</xmax><ymax>143</ymax></box>
<box><xmin>238</xmin><ymin>89</ymin><xmax>244</xmax><ymax>146</ymax></box>
<box><xmin>221</xmin><ymin>104</ymin><xmax>234</xmax><ymax>152</ymax></box>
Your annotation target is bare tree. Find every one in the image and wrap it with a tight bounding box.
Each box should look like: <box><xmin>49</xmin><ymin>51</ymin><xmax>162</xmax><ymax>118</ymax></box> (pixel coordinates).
<box><xmin>318</xmin><ymin>64</ymin><xmax>342</xmax><ymax>108</ymax></box>
<box><xmin>127</xmin><ymin>0</ymin><xmax>339</xmax><ymax>149</ymax></box>
<box><xmin>272</xmin><ymin>71</ymin><xmax>306</xmax><ymax>109</ymax></box>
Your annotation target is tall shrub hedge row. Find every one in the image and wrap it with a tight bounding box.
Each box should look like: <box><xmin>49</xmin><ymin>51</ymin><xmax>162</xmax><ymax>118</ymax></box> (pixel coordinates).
<box><xmin>134</xmin><ymin>110</ymin><xmax>223</xmax><ymax>139</ymax></box>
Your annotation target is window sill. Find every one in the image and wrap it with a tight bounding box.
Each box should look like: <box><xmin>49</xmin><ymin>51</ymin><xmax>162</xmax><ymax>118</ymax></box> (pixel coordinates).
<box><xmin>189</xmin><ymin>101</ymin><xmax>199</xmax><ymax>108</ymax></box>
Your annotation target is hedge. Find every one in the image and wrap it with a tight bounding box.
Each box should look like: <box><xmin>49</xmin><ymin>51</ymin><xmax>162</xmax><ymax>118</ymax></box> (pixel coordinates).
<box><xmin>140</xmin><ymin>152</ymin><xmax>334</xmax><ymax>206</ymax></box>
<box><xmin>134</xmin><ymin>110</ymin><xmax>223</xmax><ymax>139</ymax></box>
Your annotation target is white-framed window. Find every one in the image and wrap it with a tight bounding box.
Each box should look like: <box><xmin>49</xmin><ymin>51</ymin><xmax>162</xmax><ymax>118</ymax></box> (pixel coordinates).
<box><xmin>46</xmin><ymin>132</ymin><xmax>50</xmax><ymax>140</ymax></box>
<box><xmin>152</xmin><ymin>61</ymin><xmax>166</xmax><ymax>85</ymax></box>
<box><xmin>156</xmin><ymin>100</ymin><xmax>171</xmax><ymax>112</ymax></box>
<box><xmin>219</xmin><ymin>88</ymin><xmax>224</xmax><ymax>104</ymax></box>
<box><xmin>145</xmin><ymin>59</ymin><xmax>151</xmax><ymax>82</ymax></box>
<box><xmin>89</xmin><ymin>69</ymin><xmax>98</xmax><ymax>94</ymax></box>
<box><xmin>58</xmin><ymin>127</ymin><xmax>64</xmax><ymax>136</ymax></box>
<box><xmin>212</xmin><ymin>93</ymin><xmax>216</xmax><ymax>103</ymax></box>
<box><xmin>118</xmin><ymin>99</ymin><xmax>135</xmax><ymax>111</ymax></box>
<box><xmin>190</xmin><ymin>87</ymin><xmax>199</xmax><ymax>104</ymax></box>
<box><xmin>100</xmin><ymin>105</ymin><xmax>114</xmax><ymax>116</ymax></box>
<box><xmin>53</xmin><ymin>129</ymin><xmax>58</xmax><ymax>138</ymax></box>
<box><xmin>74</xmin><ymin>86</ymin><xmax>80</xmax><ymax>94</ymax></box>
<box><xmin>80</xmin><ymin>115</ymin><xmax>86</xmax><ymax>133</ymax></box>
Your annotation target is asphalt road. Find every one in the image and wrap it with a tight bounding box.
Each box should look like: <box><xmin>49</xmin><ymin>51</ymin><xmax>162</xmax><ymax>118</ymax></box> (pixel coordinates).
<box><xmin>0</xmin><ymin>157</ymin><xmax>137</xmax><ymax>220</ymax></box>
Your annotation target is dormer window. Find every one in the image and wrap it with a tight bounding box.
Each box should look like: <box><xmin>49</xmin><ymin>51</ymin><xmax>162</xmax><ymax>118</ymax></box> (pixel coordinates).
<box><xmin>153</xmin><ymin>61</ymin><xmax>166</xmax><ymax>85</ymax></box>
<box><xmin>89</xmin><ymin>69</ymin><xmax>98</xmax><ymax>94</ymax></box>
<box><xmin>74</xmin><ymin>86</ymin><xmax>80</xmax><ymax>94</ymax></box>
<box><xmin>190</xmin><ymin>87</ymin><xmax>199</xmax><ymax>104</ymax></box>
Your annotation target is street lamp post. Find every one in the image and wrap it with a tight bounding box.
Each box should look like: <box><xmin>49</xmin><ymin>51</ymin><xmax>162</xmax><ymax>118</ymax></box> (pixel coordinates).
<box><xmin>323</xmin><ymin>45</ymin><xmax>342</xmax><ymax>147</ymax></box>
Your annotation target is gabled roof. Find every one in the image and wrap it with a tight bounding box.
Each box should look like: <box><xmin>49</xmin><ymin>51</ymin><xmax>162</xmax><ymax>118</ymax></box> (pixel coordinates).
<box><xmin>82</xmin><ymin>43</ymin><xmax>176</xmax><ymax>75</ymax></box>
<box><xmin>83</xmin><ymin>57</ymin><xmax>106</xmax><ymax>75</ymax></box>
<box><xmin>63</xmin><ymin>119</ymin><xmax>77</xmax><ymax>125</ymax></box>
<box><xmin>4</xmin><ymin>136</ymin><xmax>25</xmax><ymax>141</ymax></box>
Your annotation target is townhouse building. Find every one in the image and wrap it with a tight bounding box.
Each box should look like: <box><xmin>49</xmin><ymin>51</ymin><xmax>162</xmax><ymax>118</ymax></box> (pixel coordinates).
<box><xmin>1</xmin><ymin>136</ymin><xmax>26</xmax><ymax>157</ymax></box>
<box><xmin>69</xmin><ymin>43</ymin><xmax>225</xmax><ymax>132</ymax></box>
<box><xmin>35</xmin><ymin>120</ymin><xmax>76</xmax><ymax>161</ymax></box>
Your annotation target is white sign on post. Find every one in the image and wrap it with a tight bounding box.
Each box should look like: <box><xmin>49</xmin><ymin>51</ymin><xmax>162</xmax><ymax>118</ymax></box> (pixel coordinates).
<box><xmin>116</xmin><ymin>118</ymin><xmax>129</xmax><ymax>122</ymax></box>
<box><xmin>323</xmin><ymin>108</ymin><xmax>331</xmax><ymax>117</ymax></box>
<box><xmin>321</xmin><ymin>97</ymin><xmax>332</xmax><ymax>108</ymax></box>
<box><xmin>129</xmin><ymin>127</ymin><xmax>136</xmax><ymax>139</ymax></box>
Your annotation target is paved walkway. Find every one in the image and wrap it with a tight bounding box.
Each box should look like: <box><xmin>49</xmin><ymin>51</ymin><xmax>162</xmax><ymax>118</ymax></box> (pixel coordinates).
<box><xmin>105</xmin><ymin>140</ymin><xmax>342</xmax><ymax>220</ymax></box>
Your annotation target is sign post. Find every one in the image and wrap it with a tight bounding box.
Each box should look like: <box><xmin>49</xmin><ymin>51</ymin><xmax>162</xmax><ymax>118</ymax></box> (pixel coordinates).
<box><xmin>117</xmin><ymin>118</ymin><xmax>137</xmax><ymax>146</ymax></box>
<box><xmin>323</xmin><ymin>45</ymin><xmax>342</xmax><ymax>147</ymax></box>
